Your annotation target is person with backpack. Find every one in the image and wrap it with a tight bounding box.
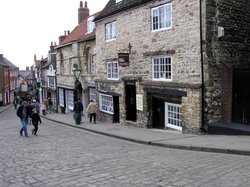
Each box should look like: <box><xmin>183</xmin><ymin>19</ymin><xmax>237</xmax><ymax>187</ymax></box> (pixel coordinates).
<box><xmin>16</xmin><ymin>101</ymin><xmax>31</xmax><ymax>138</ymax></box>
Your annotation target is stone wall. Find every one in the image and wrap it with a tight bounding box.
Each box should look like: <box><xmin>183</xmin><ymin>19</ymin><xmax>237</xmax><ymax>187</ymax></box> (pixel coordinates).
<box><xmin>205</xmin><ymin>0</ymin><xmax>250</xmax><ymax>124</ymax></box>
<box><xmin>94</xmin><ymin>0</ymin><xmax>204</xmax><ymax>133</ymax></box>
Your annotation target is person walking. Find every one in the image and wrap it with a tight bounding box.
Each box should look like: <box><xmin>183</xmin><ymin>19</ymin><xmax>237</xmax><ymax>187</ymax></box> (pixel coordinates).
<box><xmin>32</xmin><ymin>99</ymin><xmax>40</xmax><ymax>114</ymax></box>
<box><xmin>73</xmin><ymin>98</ymin><xmax>83</xmax><ymax>125</ymax></box>
<box><xmin>44</xmin><ymin>98</ymin><xmax>49</xmax><ymax>114</ymax></box>
<box><xmin>16</xmin><ymin>101</ymin><xmax>31</xmax><ymax>138</ymax></box>
<box><xmin>86</xmin><ymin>100</ymin><xmax>98</xmax><ymax>124</ymax></box>
<box><xmin>40</xmin><ymin>102</ymin><xmax>46</xmax><ymax>116</ymax></box>
<box><xmin>31</xmin><ymin>108</ymin><xmax>42</xmax><ymax>136</ymax></box>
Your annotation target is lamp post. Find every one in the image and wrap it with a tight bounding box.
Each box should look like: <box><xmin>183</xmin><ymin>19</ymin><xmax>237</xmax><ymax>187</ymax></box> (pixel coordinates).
<box><xmin>73</xmin><ymin>66</ymin><xmax>82</xmax><ymax>103</ymax></box>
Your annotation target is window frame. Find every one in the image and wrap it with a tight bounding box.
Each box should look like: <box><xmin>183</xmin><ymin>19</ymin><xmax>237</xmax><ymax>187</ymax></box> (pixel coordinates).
<box><xmin>105</xmin><ymin>21</ymin><xmax>116</xmax><ymax>41</ymax></box>
<box><xmin>87</xmin><ymin>16</ymin><xmax>95</xmax><ymax>33</ymax></box>
<box><xmin>152</xmin><ymin>56</ymin><xmax>172</xmax><ymax>81</ymax></box>
<box><xmin>99</xmin><ymin>94</ymin><xmax>114</xmax><ymax>114</ymax></box>
<box><xmin>151</xmin><ymin>3</ymin><xmax>172</xmax><ymax>32</ymax></box>
<box><xmin>165</xmin><ymin>102</ymin><xmax>182</xmax><ymax>131</ymax></box>
<box><xmin>107</xmin><ymin>61</ymin><xmax>119</xmax><ymax>80</ymax></box>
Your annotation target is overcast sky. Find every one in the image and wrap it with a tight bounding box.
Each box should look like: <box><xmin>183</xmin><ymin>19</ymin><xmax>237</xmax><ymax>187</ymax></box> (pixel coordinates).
<box><xmin>0</xmin><ymin>0</ymin><xmax>109</xmax><ymax>70</ymax></box>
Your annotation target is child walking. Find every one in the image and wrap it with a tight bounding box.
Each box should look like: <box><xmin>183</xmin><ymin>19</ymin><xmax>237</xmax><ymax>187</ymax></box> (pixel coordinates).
<box><xmin>31</xmin><ymin>109</ymin><xmax>42</xmax><ymax>135</ymax></box>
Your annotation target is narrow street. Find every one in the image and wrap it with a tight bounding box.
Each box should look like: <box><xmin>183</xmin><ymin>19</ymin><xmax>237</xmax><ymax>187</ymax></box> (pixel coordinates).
<box><xmin>1</xmin><ymin>108</ymin><xmax>250</xmax><ymax>187</ymax></box>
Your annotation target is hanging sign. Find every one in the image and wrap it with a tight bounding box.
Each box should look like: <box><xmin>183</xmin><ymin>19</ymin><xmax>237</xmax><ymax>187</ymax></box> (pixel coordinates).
<box><xmin>118</xmin><ymin>53</ymin><xmax>129</xmax><ymax>67</ymax></box>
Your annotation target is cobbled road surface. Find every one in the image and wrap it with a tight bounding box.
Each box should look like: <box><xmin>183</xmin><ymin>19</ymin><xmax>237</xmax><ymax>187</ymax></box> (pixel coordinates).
<box><xmin>0</xmin><ymin>108</ymin><xmax>250</xmax><ymax>187</ymax></box>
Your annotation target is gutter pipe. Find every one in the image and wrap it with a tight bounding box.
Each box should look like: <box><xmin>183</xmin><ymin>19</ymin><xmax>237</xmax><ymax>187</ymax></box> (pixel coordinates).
<box><xmin>200</xmin><ymin>0</ymin><xmax>206</xmax><ymax>132</ymax></box>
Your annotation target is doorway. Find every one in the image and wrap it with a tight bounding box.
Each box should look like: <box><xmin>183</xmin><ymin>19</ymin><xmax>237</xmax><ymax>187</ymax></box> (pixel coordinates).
<box><xmin>113</xmin><ymin>96</ymin><xmax>120</xmax><ymax>123</ymax></box>
<box><xmin>125</xmin><ymin>82</ymin><xmax>136</xmax><ymax>121</ymax></box>
<box><xmin>152</xmin><ymin>97</ymin><xmax>165</xmax><ymax>129</ymax></box>
<box><xmin>232</xmin><ymin>69</ymin><xmax>250</xmax><ymax>124</ymax></box>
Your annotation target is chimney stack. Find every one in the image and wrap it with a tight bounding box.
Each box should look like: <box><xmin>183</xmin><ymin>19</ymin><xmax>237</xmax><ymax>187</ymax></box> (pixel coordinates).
<box><xmin>26</xmin><ymin>67</ymin><xmax>29</xmax><ymax>71</ymax></box>
<box><xmin>78</xmin><ymin>1</ymin><xmax>89</xmax><ymax>24</ymax></box>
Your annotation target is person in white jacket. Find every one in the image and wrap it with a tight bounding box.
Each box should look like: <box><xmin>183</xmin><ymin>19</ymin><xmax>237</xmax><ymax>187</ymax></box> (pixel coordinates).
<box><xmin>86</xmin><ymin>100</ymin><xmax>98</xmax><ymax>124</ymax></box>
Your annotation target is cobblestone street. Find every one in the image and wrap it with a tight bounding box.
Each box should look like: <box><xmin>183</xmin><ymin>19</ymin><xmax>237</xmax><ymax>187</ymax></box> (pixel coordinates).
<box><xmin>1</xmin><ymin>108</ymin><xmax>250</xmax><ymax>187</ymax></box>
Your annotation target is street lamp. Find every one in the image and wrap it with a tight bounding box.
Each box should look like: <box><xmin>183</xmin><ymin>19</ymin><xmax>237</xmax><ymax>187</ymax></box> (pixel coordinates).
<box><xmin>73</xmin><ymin>67</ymin><xmax>81</xmax><ymax>80</ymax></box>
<box><xmin>73</xmin><ymin>65</ymin><xmax>82</xmax><ymax>102</ymax></box>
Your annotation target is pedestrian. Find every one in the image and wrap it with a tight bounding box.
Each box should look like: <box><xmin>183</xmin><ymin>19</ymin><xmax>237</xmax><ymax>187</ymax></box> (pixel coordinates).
<box><xmin>44</xmin><ymin>98</ymin><xmax>49</xmax><ymax>114</ymax></box>
<box><xmin>13</xmin><ymin>98</ymin><xmax>17</xmax><ymax>109</ymax></box>
<box><xmin>31</xmin><ymin>108</ymin><xmax>42</xmax><ymax>136</ymax></box>
<box><xmin>48</xmin><ymin>97</ymin><xmax>53</xmax><ymax>113</ymax></box>
<box><xmin>27</xmin><ymin>101</ymin><xmax>34</xmax><ymax>125</ymax></box>
<box><xmin>73</xmin><ymin>98</ymin><xmax>83</xmax><ymax>125</ymax></box>
<box><xmin>40</xmin><ymin>102</ymin><xmax>46</xmax><ymax>116</ymax></box>
<box><xmin>32</xmin><ymin>99</ymin><xmax>40</xmax><ymax>114</ymax></box>
<box><xmin>86</xmin><ymin>100</ymin><xmax>98</xmax><ymax>124</ymax></box>
<box><xmin>16</xmin><ymin>101</ymin><xmax>31</xmax><ymax>138</ymax></box>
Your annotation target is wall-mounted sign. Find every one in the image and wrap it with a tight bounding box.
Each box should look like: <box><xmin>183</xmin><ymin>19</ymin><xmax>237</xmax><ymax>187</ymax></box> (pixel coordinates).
<box><xmin>136</xmin><ymin>94</ymin><xmax>143</xmax><ymax>111</ymax></box>
<box><xmin>118</xmin><ymin>53</ymin><xmax>129</xmax><ymax>67</ymax></box>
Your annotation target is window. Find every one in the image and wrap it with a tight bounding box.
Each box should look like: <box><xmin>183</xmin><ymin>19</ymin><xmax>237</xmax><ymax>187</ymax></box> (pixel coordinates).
<box><xmin>165</xmin><ymin>102</ymin><xmax>182</xmax><ymax>131</ymax></box>
<box><xmin>99</xmin><ymin>94</ymin><xmax>113</xmax><ymax>114</ymax></box>
<box><xmin>107</xmin><ymin>61</ymin><xmax>119</xmax><ymax>80</ymax></box>
<box><xmin>67</xmin><ymin>90</ymin><xmax>74</xmax><ymax>111</ymax></box>
<box><xmin>152</xmin><ymin>3</ymin><xmax>172</xmax><ymax>31</ymax></box>
<box><xmin>152</xmin><ymin>56</ymin><xmax>172</xmax><ymax>81</ymax></box>
<box><xmin>48</xmin><ymin>76</ymin><xmax>55</xmax><ymax>89</ymax></box>
<box><xmin>105</xmin><ymin>21</ymin><xmax>116</xmax><ymax>41</ymax></box>
<box><xmin>59</xmin><ymin>89</ymin><xmax>64</xmax><ymax>107</ymax></box>
<box><xmin>87</xmin><ymin>16</ymin><xmax>95</xmax><ymax>33</ymax></box>
<box><xmin>87</xmin><ymin>50</ymin><xmax>94</xmax><ymax>75</ymax></box>
<box><xmin>89</xmin><ymin>88</ymin><xmax>96</xmax><ymax>102</ymax></box>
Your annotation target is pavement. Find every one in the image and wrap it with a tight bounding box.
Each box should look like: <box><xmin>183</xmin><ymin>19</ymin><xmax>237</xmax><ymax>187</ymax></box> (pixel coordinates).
<box><xmin>1</xmin><ymin>104</ymin><xmax>250</xmax><ymax>156</ymax></box>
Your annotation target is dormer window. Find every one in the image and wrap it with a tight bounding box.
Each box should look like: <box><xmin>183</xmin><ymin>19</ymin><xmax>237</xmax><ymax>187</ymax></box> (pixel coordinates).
<box><xmin>116</xmin><ymin>0</ymin><xmax>122</xmax><ymax>3</ymax></box>
<box><xmin>87</xmin><ymin>16</ymin><xmax>95</xmax><ymax>33</ymax></box>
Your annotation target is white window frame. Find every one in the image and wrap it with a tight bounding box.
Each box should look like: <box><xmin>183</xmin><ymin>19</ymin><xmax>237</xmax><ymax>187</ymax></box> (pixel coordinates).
<box><xmin>165</xmin><ymin>102</ymin><xmax>182</xmax><ymax>131</ymax></box>
<box><xmin>48</xmin><ymin>76</ymin><xmax>55</xmax><ymax>89</ymax></box>
<box><xmin>105</xmin><ymin>21</ymin><xmax>116</xmax><ymax>41</ymax></box>
<box><xmin>107</xmin><ymin>61</ymin><xmax>119</xmax><ymax>80</ymax></box>
<box><xmin>99</xmin><ymin>94</ymin><xmax>114</xmax><ymax>114</ymax></box>
<box><xmin>59</xmin><ymin>89</ymin><xmax>64</xmax><ymax>107</ymax></box>
<box><xmin>67</xmin><ymin>90</ymin><xmax>74</xmax><ymax>111</ymax></box>
<box><xmin>152</xmin><ymin>3</ymin><xmax>172</xmax><ymax>31</ymax></box>
<box><xmin>152</xmin><ymin>56</ymin><xmax>172</xmax><ymax>81</ymax></box>
<box><xmin>87</xmin><ymin>16</ymin><xmax>95</xmax><ymax>33</ymax></box>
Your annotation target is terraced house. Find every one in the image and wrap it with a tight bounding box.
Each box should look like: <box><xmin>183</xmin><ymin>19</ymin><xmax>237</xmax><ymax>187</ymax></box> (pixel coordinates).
<box><xmin>56</xmin><ymin>1</ymin><xmax>99</xmax><ymax>114</ymax></box>
<box><xmin>93</xmin><ymin>0</ymin><xmax>250</xmax><ymax>134</ymax></box>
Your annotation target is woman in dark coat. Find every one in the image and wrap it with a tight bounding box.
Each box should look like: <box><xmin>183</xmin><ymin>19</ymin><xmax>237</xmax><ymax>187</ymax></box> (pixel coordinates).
<box><xmin>73</xmin><ymin>99</ymin><xmax>83</xmax><ymax>125</ymax></box>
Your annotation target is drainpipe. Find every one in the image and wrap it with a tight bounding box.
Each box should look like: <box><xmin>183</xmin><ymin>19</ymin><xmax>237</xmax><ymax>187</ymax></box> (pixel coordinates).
<box><xmin>200</xmin><ymin>0</ymin><xmax>206</xmax><ymax>133</ymax></box>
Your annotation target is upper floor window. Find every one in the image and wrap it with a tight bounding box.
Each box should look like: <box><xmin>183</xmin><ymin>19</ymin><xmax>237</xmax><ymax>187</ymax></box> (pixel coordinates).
<box><xmin>87</xmin><ymin>49</ymin><xmax>94</xmax><ymax>75</ymax></box>
<box><xmin>152</xmin><ymin>56</ymin><xmax>172</xmax><ymax>81</ymax></box>
<box><xmin>107</xmin><ymin>61</ymin><xmax>119</xmax><ymax>80</ymax></box>
<box><xmin>105</xmin><ymin>21</ymin><xmax>116</xmax><ymax>41</ymax></box>
<box><xmin>87</xmin><ymin>16</ymin><xmax>95</xmax><ymax>33</ymax></box>
<box><xmin>116</xmin><ymin>0</ymin><xmax>122</xmax><ymax>3</ymax></box>
<box><xmin>152</xmin><ymin>3</ymin><xmax>172</xmax><ymax>31</ymax></box>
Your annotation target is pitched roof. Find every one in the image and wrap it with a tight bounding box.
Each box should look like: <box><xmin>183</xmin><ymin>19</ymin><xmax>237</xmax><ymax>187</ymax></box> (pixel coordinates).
<box><xmin>94</xmin><ymin>0</ymin><xmax>153</xmax><ymax>22</ymax></box>
<box><xmin>59</xmin><ymin>12</ymin><xmax>100</xmax><ymax>46</ymax></box>
<box><xmin>2</xmin><ymin>57</ymin><xmax>18</xmax><ymax>69</ymax></box>
<box><xmin>19</xmin><ymin>70</ymin><xmax>31</xmax><ymax>78</ymax></box>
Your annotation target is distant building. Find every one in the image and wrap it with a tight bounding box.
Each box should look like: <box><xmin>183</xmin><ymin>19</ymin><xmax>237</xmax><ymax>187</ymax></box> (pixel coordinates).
<box><xmin>0</xmin><ymin>54</ymin><xmax>19</xmax><ymax>106</ymax></box>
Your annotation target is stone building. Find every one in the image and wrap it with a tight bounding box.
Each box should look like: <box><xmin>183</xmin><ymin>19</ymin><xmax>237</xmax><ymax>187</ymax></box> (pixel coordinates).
<box><xmin>93</xmin><ymin>0</ymin><xmax>250</xmax><ymax>134</ymax></box>
<box><xmin>56</xmin><ymin>1</ymin><xmax>99</xmax><ymax>114</ymax></box>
